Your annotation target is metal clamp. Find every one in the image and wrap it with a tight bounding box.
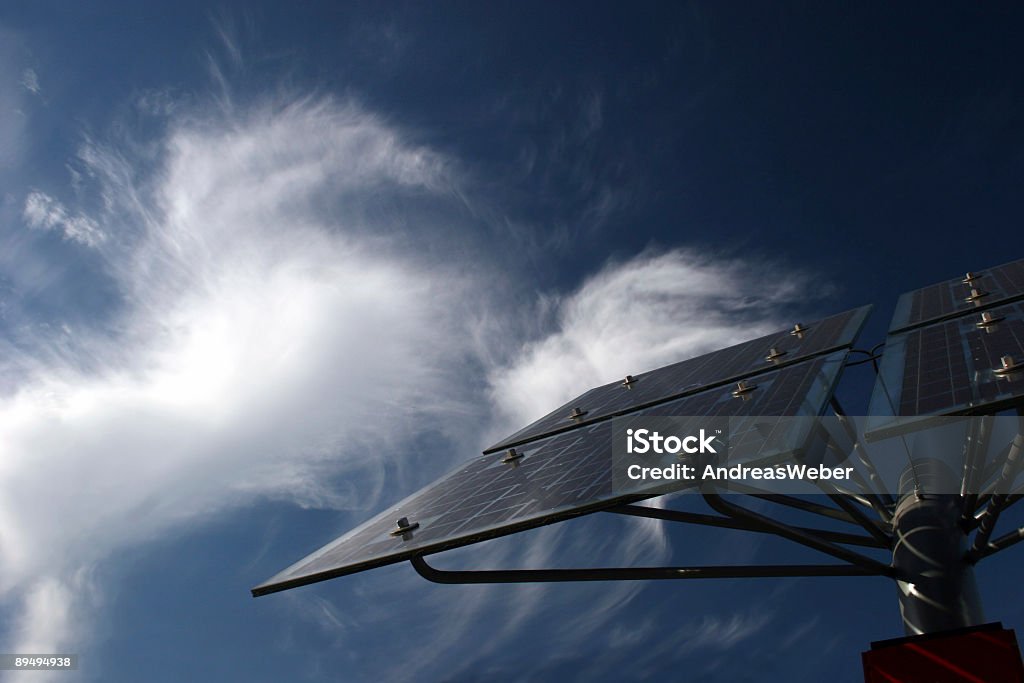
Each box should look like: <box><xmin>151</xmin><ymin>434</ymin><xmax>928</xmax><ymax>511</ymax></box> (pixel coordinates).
<box><xmin>977</xmin><ymin>311</ymin><xmax>1005</xmax><ymax>328</ymax></box>
<box><xmin>995</xmin><ymin>356</ymin><xmax>1023</xmax><ymax>377</ymax></box>
<box><xmin>732</xmin><ymin>379</ymin><xmax>758</xmax><ymax>397</ymax></box>
<box><xmin>390</xmin><ymin>517</ymin><xmax>420</xmax><ymax>536</ymax></box>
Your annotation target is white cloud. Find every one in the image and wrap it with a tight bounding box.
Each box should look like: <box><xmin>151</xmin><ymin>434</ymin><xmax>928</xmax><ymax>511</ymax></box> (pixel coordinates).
<box><xmin>486</xmin><ymin>249</ymin><xmax>808</xmax><ymax>437</ymax></box>
<box><xmin>20</xmin><ymin>68</ymin><xmax>39</xmax><ymax>95</ymax></box>
<box><xmin>0</xmin><ymin>95</ymin><xmax>486</xmax><ymax>680</ymax></box>
<box><xmin>23</xmin><ymin>191</ymin><xmax>106</xmax><ymax>247</ymax></box>
<box><xmin>133</xmin><ymin>88</ymin><xmax>184</xmax><ymax>117</ymax></box>
<box><xmin>8</xmin><ymin>571</ymin><xmax>96</xmax><ymax>656</ymax></box>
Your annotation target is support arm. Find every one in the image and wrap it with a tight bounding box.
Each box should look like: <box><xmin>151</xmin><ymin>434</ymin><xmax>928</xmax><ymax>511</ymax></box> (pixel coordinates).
<box><xmin>702</xmin><ymin>492</ymin><xmax>894</xmax><ymax>576</ymax></box>
<box><xmin>971</xmin><ymin>525</ymin><xmax>1024</xmax><ymax>560</ymax></box>
<box><xmin>818</xmin><ymin>489</ymin><xmax>894</xmax><ymax>548</ymax></box>
<box><xmin>960</xmin><ymin>416</ymin><xmax>993</xmax><ymax>524</ymax></box>
<box><xmin>608</xmin><ymin>504</ymin><xmax>887</xmax><ymax>548</ymax></box>
<box><xmin>723</xmin><ymin>482</ymin><xmax>862</xmax><ymax>525</ymax></box>
<box><xmin>831</xmin><ymin>397</ymin><xmax>896</xmax><ymax>509</ymax></box>
<box><xmin>967</xmin><ymin>432</ymin><xmax>1024</xmax><ymax>563</ymax></box>
<box><xmin>409</xmin><ymin>554</ymin><xmax>882</xmax><ymax>585</ymax></box>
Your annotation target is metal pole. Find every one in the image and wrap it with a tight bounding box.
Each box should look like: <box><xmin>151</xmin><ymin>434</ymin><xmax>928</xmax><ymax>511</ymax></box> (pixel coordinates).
<box><xmin>892</xmin><ymin>458</ymin><xmax>985</xmax><ymax>635</ymax></box>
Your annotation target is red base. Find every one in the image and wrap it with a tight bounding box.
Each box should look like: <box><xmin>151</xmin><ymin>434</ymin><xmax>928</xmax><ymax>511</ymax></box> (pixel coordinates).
<box><xmin>862</xmin><ymin>622</ymin><xmax>1024</xmax><ymax>683</ymax></box>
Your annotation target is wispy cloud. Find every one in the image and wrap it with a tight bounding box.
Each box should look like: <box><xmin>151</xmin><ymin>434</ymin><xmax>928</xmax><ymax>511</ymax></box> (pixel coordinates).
<box><xmin>23</xmin><ymin>191</ymin><xmax>106</xmax><ymax>247</ymax></box>
<box><xmin>486</xmin><ymin>248</ymin><xmax>808</xmax><ymax>437</ymax></box>
<box><xmin>20</xmin><ymin>68</ymin><xmax>39</xmax><ymax>95</ymax></box>
<box><xmin>133</xmin><ymin>88</ymin><xmax>187</xmax><ymax>117</ymax></box>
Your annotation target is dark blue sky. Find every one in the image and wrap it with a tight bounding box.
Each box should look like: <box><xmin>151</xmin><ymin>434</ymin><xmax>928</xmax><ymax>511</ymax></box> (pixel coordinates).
<box><xmin>1</xmin><ymin>3</ymin><xmax>1023</xmax><ymax>682</ymax></box>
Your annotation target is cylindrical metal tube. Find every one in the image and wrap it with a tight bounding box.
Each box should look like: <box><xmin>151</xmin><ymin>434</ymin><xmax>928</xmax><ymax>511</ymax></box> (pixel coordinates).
<box><xmin>893</xmin><ymin>458</ymin><xmax>985</xmax><ymax>635</ymax></box>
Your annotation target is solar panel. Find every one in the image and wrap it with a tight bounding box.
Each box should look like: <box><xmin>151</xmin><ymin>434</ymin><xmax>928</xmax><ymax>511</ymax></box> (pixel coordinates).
<box><xmin>485</xmin><ymin>305</ymin><xmax>871</xmax><ymax>454</ymax></box>
<box><xmin>252</xmin><ymin>351</ymin><xmax>849</xmax><ymax>596</ymax></box>
<box><xmin>867</xmin><ymin>300</ymin><xmax>1024</xmax><ymax>439</ymax></box>
<box><xmin>888</xmin><ymin>257</ymin><xmax>1024</xmax><ymax>334</ymax></box>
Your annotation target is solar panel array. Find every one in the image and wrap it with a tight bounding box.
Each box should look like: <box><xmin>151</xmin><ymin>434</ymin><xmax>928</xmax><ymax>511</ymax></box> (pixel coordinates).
<box><xmin>867</xmin><ymin>257</ymin><xmax>1024</xmax><ymax>440</ymax></box>
<box><xmin>870</xmin><ymin>300</ymin><xmax>1024</xmax><ymax>420</ymax></box>
<box><xmin>252</xmin><ymin>350</ymin><xmax>850</xmax><ymax>596</ymax></box>
<box><xmin>889</xmin><ymin>258</ymin><xmax>1024</xmax><ymax>334</ymax></box>
<box><xmin>485</xmin><ymin>305</ymin><xmax>871</xmax><ymax>453</ymax></box>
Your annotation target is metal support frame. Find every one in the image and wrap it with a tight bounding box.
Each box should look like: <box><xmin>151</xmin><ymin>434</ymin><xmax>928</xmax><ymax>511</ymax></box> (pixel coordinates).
<box><xmin>409</xmin><ymin>554</ymin><xmax>879</xmax><ymax>584</ymax></box>
<box><xmin>606</xmin><ymin>504</ymin><xmax>887</xmax><ymax>548</ymax></box>
<box><xmin>402</xmin><ymin>391</ymin><xmax>1024</xmax><ymax>648</ymax></box>
<box><xmin>839</xmin><ymin>471</ymin><xmax>894</xmax><ymax>524</ymax></box>
<box><xmin>831</xmin><ymin>398</ymin><xmax>896</xmax><ymax>510</ymax></box>
<box><xmin>702</xmin><ymin>491</ymin><xmax>894</xmax><ymax>576</ymax></box>
<box><xmin>817</xmin><ymin>488</ymin><xmax>893</xmax><ymax>548</ymax></box>
<box><xmin>967</xmin><ymin>432</ymin><xmax>1024</xmax><ymax>562</ymax></box>
<box><xmin>974</xmin><ymin>438</ymin><xmax>1017</xmax><ymax>499</ymax></box>
<box><xmin>253</xmin><ymin>252</ymin><xmax>1024</xmax><ymax>683</ymax></box>
<box><xmin>813</xmin><ymin>422</ymin><xmax>895</xmax><ymax>526</ymax></box>
<box><xmin>960</xmin><ymin>416</ymin><xmax>993</xmax><ymax>525</ymax></box>
<box><xmin>720</xmin><ymin>482</ymin><xmax>862</xmax><ymax>524</ymax></box>
<box><xmin>967</xmin><ymin>484</ymin><xmax>1024</xmax><ymax>525</ymax></box>
<box><xmin>974</xmin><ymin>524</ymin><xmax>1024</xmax><ymax>559</ymax></box>
<box><xmin>826</xmin><ymin>483</ymin><xmax>878</xmax><ymax>511</ymax></box>
<box><xmin>972</xmin><ymin>409</ymin><xmax>1024</xmax><ymax>545</ymax></box>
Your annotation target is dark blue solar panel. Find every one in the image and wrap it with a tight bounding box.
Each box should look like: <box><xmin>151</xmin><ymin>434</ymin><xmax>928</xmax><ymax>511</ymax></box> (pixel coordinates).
<box><xmin>253</xmin><ymin>351</ymin><xmax>848</xmax><ymax>596</ymax></box>
<box><xmin>485</xmin><ymin>306</ymin><xmax>870</xmax><ymax>454</ymax></box>
<box><xmin>889</xmin><ymin>257</ymin><xmax>1024</xmax><ymax>334</ymax></box>
<box><xmin>867</xmin><ymin>300</ymin><xmax>1024</xmax><ymax>439</ymax></box>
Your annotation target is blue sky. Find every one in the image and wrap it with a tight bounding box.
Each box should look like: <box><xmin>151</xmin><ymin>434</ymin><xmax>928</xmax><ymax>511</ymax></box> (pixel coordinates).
<box><xmin>1</xmin><ymin>3</ymin><xmax>1023</xmax><ymax>682</ymax></box>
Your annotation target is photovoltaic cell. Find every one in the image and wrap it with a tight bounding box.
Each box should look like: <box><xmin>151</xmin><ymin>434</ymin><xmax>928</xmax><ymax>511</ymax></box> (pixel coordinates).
<box><xmin>253</xmin><ymin>351</ymin><xmax>848</xmax><ymax>596</ymax></box>
<box><xmin>889</xmin><ymin>257</ymin><xmax>1024</xmax><ymax>334</ymax></box>
<box><xmin>867</xmin><ymin>300</ymin><xmax>1024</xmax><ymax>439</ymax></box>
<box><xmin>484</xmin><ymin>305</ymin><xmax>870</xmax><ymax>454</ymax></box>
